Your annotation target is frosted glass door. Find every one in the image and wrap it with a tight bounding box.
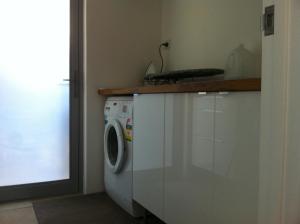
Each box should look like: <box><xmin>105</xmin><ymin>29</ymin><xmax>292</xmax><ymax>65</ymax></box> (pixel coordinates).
<box><xmin>0</xmin><ymin>0</ymin><xmax>70</xmax><ymax>187</ymax></box>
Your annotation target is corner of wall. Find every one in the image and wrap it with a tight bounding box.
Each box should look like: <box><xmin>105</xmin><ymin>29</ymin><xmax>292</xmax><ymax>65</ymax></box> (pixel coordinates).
<box><xmin>83</xmin><ymin>0</ymin><xmax>162</xmax><ymax>195</ymax></box>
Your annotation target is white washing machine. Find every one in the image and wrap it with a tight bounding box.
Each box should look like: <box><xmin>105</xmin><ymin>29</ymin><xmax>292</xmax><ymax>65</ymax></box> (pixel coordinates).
<box><xmin>104</xmin><ymin>97</ymin><xmax>143</xmax><ymax>217</ymax></box>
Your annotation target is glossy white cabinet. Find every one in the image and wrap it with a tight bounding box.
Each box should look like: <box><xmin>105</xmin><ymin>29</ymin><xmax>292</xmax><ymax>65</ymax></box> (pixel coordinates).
<box><xmin>164</xmin><ymin>93</ymin><xmax>216</xmax><ymax>224</ymax></box>
<box><xmin>133</xmin><ymin>92</ymin><xmax>260</xmax><ymax>224</ymax></box>
<box><xmin>213</xmin><ymin>92</ymin><xmax>260</xmax><ymax>224</ymax></box>
<box><xmin>164</xmin><ymin>92</ymin><xmax>260</xmax><ymax>224</ymax></box>
<box><xmin>133</xmin><ymin>94</ymin><xmax>165</xmax><ymax>219</ymax></box>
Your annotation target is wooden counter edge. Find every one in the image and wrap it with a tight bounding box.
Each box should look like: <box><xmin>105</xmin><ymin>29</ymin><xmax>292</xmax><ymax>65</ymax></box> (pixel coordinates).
<box><xmin>98</xmin><ymin>78</ymin><xmax>261</xmax><ymax>96</ymax></box>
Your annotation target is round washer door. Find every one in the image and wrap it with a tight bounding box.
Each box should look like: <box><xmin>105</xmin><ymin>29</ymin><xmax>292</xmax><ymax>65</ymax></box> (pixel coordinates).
<box><xmin>104</xmin><ymin>120</ymin><xmax>125</xmax><ymax>173</ymax></box>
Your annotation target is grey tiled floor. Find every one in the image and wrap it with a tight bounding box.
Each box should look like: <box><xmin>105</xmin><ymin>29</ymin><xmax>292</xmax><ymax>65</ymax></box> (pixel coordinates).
<box><xmin>0</xmin><ymin>195</ymin><xmax>165</xmax><ymax>224</ymax></box>
<box><xmin>0</xmin><ymin>201</ymin><xmax>38</xmax><ymax>224</ymax></box>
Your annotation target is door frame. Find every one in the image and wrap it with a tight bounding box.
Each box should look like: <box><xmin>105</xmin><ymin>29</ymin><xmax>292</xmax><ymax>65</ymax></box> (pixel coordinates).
<box><xmin>0</xmin><ymin>0</ymin><xmax>84</xmax><ymax>202</ymax></box>
<box><xmin>259</xmin><ymin>0</ymin><xmax>291</xmax><ymax>223</ymax></box>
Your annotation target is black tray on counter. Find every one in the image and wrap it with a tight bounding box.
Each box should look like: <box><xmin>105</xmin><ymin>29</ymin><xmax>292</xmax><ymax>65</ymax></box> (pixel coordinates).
<box><xmin>145</xmin><ymin>68</ymin><xmax>224</xmax><ymax>83</ymax></box>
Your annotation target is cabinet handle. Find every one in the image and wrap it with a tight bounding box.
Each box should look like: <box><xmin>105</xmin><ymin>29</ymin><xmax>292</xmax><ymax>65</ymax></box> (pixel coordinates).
<box><xmin>218</xmin><ymin>92</ymin><xmax>230</xmax><ymax>95</ymax></box>
<box><xmin>198</xmin><ymin>92</ymin><xmax>207</xmax><ymax>95</ymax></box>
<box><xmin>215</xmin><ymin>139</ymin><xmax>224</xmax><ymax>143</ymax></box>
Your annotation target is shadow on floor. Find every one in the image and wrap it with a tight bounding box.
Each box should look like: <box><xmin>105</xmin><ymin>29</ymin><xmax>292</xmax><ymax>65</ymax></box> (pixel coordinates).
<box><xmin>33</xmin><ymin>193</ymin><xmax>164</xmax><ymax>224</ymax></box>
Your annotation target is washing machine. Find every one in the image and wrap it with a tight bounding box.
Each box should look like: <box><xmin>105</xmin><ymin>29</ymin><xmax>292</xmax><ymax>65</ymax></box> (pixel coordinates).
<box><xmin>104</xmin><ymin>97</ymin><xmax>143</xmax><ymax>217</ymax></box>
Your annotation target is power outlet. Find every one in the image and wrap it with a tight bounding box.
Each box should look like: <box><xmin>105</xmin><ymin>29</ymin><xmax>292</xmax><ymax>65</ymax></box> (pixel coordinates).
<box><xmin>161</xmin><ymin>40</ymin><xmax>171</xmax><ymax>48</ymax></box>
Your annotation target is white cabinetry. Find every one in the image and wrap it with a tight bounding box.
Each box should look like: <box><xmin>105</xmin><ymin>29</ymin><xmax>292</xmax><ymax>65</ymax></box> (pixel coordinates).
<box><xmin>133</xmin><ymin>92</ymin><xmax>260</xmax><ymax>224</ymax></box>
<box><xmin>213</xmin><ymin>92</ymin><xmax>260</xmax><ymax>224</ymax></box>
<box><xmin>133</xmin><ymin>94</ymin><xmax>165</xmax><ymax>219</ymax></box>
<box><xmin>164</xmin><ymin>93</ymin><xmax>216</xmax><ymax>224</ymax></box>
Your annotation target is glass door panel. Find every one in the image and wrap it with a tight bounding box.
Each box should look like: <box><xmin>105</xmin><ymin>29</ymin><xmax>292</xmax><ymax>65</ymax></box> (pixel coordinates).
<box><xmin>0</xmin><ymin>0</ymin><xmax>71</xmax><ymax>187</ymax></box>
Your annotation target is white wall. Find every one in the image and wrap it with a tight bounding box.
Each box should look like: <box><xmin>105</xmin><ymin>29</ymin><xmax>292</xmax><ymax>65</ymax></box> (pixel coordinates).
<box><xmin>283</xmin><ymin>0</ymin><xmax>300</xmax><ymax>223</ymax></box>
<box><xmin>161</xmin><ymin>0</ymin><xmax>262</xmax><ymax>73</ymax></box>
<box><xmin>83</xmin><ymin>0</ymin><xmax>161</xmax><ymax>193</ymax></box>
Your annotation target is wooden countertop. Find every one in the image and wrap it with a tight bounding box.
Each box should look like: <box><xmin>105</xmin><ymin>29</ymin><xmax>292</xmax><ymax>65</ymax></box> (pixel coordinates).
<box><xmin>98</xmin><ymin>78</ymin><xmax>261</xmax><ymax>96</ymax></box>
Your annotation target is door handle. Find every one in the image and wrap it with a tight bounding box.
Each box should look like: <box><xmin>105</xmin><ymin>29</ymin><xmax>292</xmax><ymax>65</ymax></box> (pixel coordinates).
<box><xmin>62</xmin><ymin>74</ymin><xmax>79</xmax><ymax>98</ymax></box>
<box><xmin>73</xmin><ymin>70</ymin><xmax>79</xmax><ymax>98</ymax></box>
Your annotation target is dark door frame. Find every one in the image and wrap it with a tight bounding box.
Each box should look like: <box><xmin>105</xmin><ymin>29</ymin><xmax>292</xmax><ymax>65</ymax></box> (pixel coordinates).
<box><xmin>0</xmin><ymin>0</ymin><xmax>84</xmax><ymax>202</ymax></box>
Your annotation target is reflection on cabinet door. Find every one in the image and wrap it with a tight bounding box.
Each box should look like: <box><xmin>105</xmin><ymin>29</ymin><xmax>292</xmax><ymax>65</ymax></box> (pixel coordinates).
<box><xmin>133</xmin><ymin>94</ymin><xmax>165</xmax><ymax>219</ymax></box>
<box><xmin>213</xmin><ymin>92</ymin><xmax>260</xmax><ymax>224</ymax></box>
<box><xmin>164</xmin><ymin>93</ymin><xmax>216</xmax><ymax>224</ymax></box>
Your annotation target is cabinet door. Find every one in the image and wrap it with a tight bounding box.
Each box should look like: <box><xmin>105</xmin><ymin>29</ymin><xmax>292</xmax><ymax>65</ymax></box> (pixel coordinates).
<box><xmin>213</xmin><ymin>92</ymin><xmax>260</xmax><ymax>224</ymax></box>
<box><xmin>133</xmin><ymin>94</ymin><xmax>165</xmax><ymax>219</ymax></box>
<box><xmin>164</xmin><ymin>93</ymin><xmax>216</xmax><ymax>224</ymax></box>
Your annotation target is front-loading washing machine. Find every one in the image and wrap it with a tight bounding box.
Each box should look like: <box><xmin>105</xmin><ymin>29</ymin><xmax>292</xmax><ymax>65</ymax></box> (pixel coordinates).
<box><xmin>104</xmin><ymin>97</ymin><xmax>143</xmax><ymax>217</ymax></box>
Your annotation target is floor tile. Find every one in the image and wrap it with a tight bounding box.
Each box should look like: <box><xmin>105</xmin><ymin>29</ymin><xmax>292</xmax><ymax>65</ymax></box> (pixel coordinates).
<box><xmin>0</xmin><ymin>207</ymin><xmax>38</xmax><ymax>224</ymax></box>
<box><xmin>0</xmin><ymin>202</ymin><xmax>32</xmax><ymax>212</ymax></box>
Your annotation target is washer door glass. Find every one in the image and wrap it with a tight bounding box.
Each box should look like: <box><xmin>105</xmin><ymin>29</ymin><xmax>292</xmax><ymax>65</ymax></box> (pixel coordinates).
<box><xmin>104</xmin><ymin>120</ymin><xmax>125</xmax><ymax>173</ymax></box>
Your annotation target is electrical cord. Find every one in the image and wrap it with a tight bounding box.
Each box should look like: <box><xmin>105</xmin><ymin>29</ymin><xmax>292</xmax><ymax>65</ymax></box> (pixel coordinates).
<box><xmin>159</xmin><ymin>44</ymin><xmax>164</xmax><ymax>73</ymax></box>
<box><xmin>159</xmin><ymin>42</ymin><xmax>169</xmax><ymax>73</ymax></box>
